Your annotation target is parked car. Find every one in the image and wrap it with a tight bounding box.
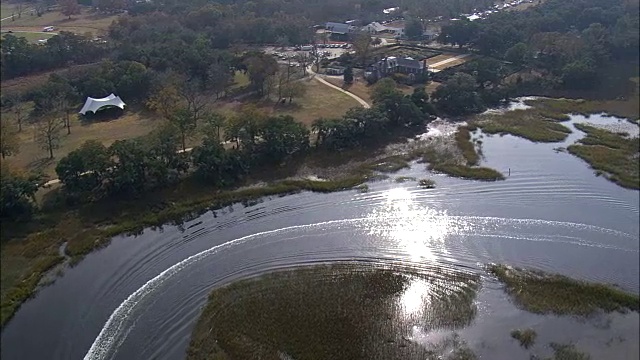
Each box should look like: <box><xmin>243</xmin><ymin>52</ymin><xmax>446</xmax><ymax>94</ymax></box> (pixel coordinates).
<box><xmin>43</xmin><ymin>26</ymin><xmax>55</xmax><ymax>32</ymax></box>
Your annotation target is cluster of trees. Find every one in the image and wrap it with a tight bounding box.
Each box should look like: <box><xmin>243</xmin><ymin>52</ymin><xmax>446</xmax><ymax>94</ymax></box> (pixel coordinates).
<box><xmin>1</xmin><ymin>32</ymin><xmax>108</xmax><ymax>79</ymax></box>
<box><xmin>313</xmin><ymin>78</ymin><xmax>435</xmax><ymax>150</ymax></box>
<box><xmin>438</xmin><ymin>0</ymin><xmax>639</xmax><ymax>89</ymax></box>
<box><xmin>52</xmin><ymin>109</ymin><xmax>309</xmax><ymax>201</ymax></box>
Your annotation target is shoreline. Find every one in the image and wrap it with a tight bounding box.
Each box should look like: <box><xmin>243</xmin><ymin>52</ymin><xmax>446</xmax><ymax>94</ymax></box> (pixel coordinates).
<box><xmin>2</xmin><ymin>97</ymin><xmax>638</xmax><ymax>328</ymax></box>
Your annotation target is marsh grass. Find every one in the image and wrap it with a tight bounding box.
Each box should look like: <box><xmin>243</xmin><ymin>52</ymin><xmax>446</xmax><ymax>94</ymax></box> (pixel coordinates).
<box><xmin>454</xmin><ymin>127</ymin><xmax>479</xmax><ymax>166</ymax></box>
<box><xmin>418</xmin><ymin>178</ymin><xmax>436</xmax><ymax>188</ymax></box>
<box><xmin>544</xmin><ymin>343</ymin><xmax>591</xmax><ymax>360</ymax></box>
<box><xmin>418</xmin><ymin>131</ymin><xmax>505</xmax><ymax>182</ymax></box>
<box><xmin>395</xmin><ymin>176</ymin><xmax>417</xmax><ymax>183</ymax></box>
<box><xmin>567</xmin><ymin>123</ymin><xmax>639</xmax><ymax>189</ymax></box>
<box><xmin>487</xmin><ymin>264</ymin><xmax>640</xmax><ymax>316</ymax></box>
<box><xmin>430</xmin><ymin>163</ymin><xmax>505</xmax><ymax>181</ymax></box>
<box><xmin>510</xmin><ymin>328</ymin><xmax>537</xmax><ymax>349</ymax></box>
<box><xmin>470</xmin><ymin>109</ymin><xmax>572</xmax><ymax>143</ymax></box>
<box><xmin>186</xmin><ymin>262</ymin><xmax>480</xmax><ymax>360</ymax></box>
<box><xmin>526</xmin><ymin>96</ymin><xmax>639</xmax><ymax>122</ymax></box>
<box><xmin>365</xmin><ymin>155</ymin><xmax>411</xmax><ymax>173</ymax></box>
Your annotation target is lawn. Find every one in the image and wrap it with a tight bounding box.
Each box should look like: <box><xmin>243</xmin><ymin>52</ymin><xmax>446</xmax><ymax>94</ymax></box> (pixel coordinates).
<box><xmin>4</xmin><ymin>108</ymin><xmax>159</xmax><ymax>178</ymax></box>
<box><xmin>2</xmin><ymin>31</ymin><xmax>55</xmax><ymax>43</ymax></box>
<box><xmin>1</xmin><ymin>6</ymin><xmax>121</xmax><ymax>36</ymax></box>
<box><xmin>219</xmin><ymin>78</ymin><xmax>361</xmax><ymax>127</ymax></box>
<box><xmin>324</xmin><ymin>77</ymin><xmax>373</xmax><ymax>105</ymax></box>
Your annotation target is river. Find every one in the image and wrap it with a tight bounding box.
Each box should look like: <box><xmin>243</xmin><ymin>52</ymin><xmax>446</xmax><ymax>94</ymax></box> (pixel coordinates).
<box><xmin>1</xmin><ymin>111</ymin><xmax>639</xmax><ymax>360</ymax></box>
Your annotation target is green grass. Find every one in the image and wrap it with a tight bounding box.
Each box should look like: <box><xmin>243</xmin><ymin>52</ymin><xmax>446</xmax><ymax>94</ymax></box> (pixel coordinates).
<box><xmin>4</xmin><ymin>31</ymin><xmax>55</xmax><ymax>43</ymax></box>
<box><xmin>418</xmin><ymin>178</ymin><xmax>436</xmax><ymax>188</ymax></box>
<box><xmin>430</xmin><ymin>163</ymin><xmax>505</xmax><ymax>181</ymax></box>
<box><xmin>469</xmin><ymin>109</ymin><xmax>573</xmax><ymax>143</ymax></box>
<box><xmin>365</xmin><ymin>155</ymin><xmax>410</xmax><ymax>173</ymax></box>
<box><xmin>455</xmin><ymin>127</ymin><xmax>479</xmax><ymax>166</ymax></box>
<box><xmin>186</xmin><ymin>262</ymin><xmax>480</xmax><ymax>360</ymax></box>
<box><xmin>487</xmin><ymin>264</ymin><xmax>640</xmax><ymax>316</ymax></box>
<box><xmin>510</xmin><ymin>328</ymin><xmax>537</xmax><ymax>349</ymax></box>
<box><xmin>526</xmin><ymin>95</ymin><xmax>640</xmax><ymax>122</ymax></box>
<box><xmin>567</xmin><ymin>123</ymin><xmax>639</xmax><ymax>189</ymax></box>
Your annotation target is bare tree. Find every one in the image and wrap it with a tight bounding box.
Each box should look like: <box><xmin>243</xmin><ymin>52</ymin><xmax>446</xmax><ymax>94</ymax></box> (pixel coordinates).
<box><xmin>353</xmin><ymin>32</ymin><xmax>373</xmax><ymax>68</ymax></box>
<box><xmin>0</xmin><ymin>118</ymin><xmax>20</xmax><ymax>159</ymax></box>
<box><xmin>295</xmin><ymin>52</ymin><xmax>311</xmax><ymax>76</ymax></box>
<box><xmin>14</xmin><ymin>3</ymin><xmax>25</xmax><ymax>19</ymax></box>
<box><xmin>36</xmin><ymin>116</ymin><xmax>64</xmax><ymax>159</ymax></box>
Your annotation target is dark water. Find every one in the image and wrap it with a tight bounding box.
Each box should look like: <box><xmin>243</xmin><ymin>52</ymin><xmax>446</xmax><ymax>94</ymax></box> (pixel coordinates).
<box><xmin>1</xmin><ymin>112</ymin><xmax>638</xmax><ymax>360</ymax></box>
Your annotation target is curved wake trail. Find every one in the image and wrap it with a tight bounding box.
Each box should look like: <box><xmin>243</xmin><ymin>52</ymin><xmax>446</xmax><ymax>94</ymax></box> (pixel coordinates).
<box><xmin>83</xmin><ymin>215</ymin><xmax>636</xmax><ymax>360</ymax></box>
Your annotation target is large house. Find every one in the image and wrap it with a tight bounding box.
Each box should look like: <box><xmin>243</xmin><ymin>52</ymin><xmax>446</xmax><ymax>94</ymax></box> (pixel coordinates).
<box><xmin>365</xmin><ymin>56</ymin><xmax>428</xmax><ymax>82</ymax></box>
<box><xmin>361</xmin><ymin>22</ymin><xmax>404</xmax><ymax>37</ymax></box>
<box><xmin>324</xmin><ymin>22</ymin><xmax>357</xmax><ymax>40</ymax></box>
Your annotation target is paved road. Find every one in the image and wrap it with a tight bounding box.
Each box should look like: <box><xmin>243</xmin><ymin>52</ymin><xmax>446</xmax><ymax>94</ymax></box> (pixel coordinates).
<box><xmin>307</xmin><ymin>66</ymin><xmax>371</xmax><ymax>109</ymax></box>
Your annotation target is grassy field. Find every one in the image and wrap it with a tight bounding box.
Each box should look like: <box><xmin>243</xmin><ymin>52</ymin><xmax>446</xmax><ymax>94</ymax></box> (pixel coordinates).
<box><xmin>1</xmin><ymin>2</ymin><xmax>25</xmax><ymax>18</ymax></box>
<box><xmin>1</xmin><ymin>6</ymin><xmax>121</xmax><ymax>36</ymax></box>
<box><xmin>567</xmin><ymin>123</ymin><xmax>639</xmax><ymax>189</ymax></box>
<box><xmin>1</xmin><ymin>62</ymin><xmax>101</xmax><ymax>95</ymax></box>
<box><xmin>487</xmin><ymin>264</ymin><xmax>639</xmax><ymax>316</ymax></box>
<box><xmin>4</xmin><ymin>108</ymin><xmax>159</xmax><ymax>178</ymax></box>
<box><xmin>220</xmin><ymin>78</ymin><xmax>361</xmax><ymax>127</ymax></box>
<box><xmin>324</xmin><ymin>77</ymin><xmax>373</xmax><ymax>105</ymax></box>
<box><xmin>2</xmin><ymin>31</ymin><xmax>55</xmax><ymax>43</ymax></box>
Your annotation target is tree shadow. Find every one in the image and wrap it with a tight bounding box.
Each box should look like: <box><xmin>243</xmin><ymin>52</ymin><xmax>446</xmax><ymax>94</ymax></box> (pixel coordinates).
<box><xmin>27</xmin><ymin>157</ymin><xmax>55</xmax><ymax>174</ymax></box>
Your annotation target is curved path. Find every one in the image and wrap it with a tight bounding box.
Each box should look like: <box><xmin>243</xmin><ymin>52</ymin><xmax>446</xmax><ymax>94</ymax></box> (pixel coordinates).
<box><xmin>307</xmin><ymin>66</ymin><xmax>371</xmax><ymax>109</ymax></box>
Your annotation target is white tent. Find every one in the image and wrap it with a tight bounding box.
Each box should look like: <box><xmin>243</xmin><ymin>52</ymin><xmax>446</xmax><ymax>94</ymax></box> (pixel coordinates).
<box><xmin>79</xmin><ymin>94</ymin><xmax>126</xmax><ymax>115</ymax></box>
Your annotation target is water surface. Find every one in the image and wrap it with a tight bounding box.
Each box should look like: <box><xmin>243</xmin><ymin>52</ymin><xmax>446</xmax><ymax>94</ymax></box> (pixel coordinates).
<box><xmin>1</xmin><ymin>112</ymin><xmax>638</xmax><ymax>360</ymax></box>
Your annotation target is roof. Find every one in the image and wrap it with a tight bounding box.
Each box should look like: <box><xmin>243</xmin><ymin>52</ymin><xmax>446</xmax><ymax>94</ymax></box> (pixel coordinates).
<box><xmin>79</xmin><ymin>94</ymin><xmax>126</xmax><ymax>115</ymax></box>
<box><xmin>325</xmin><ymin>22</ymin><xmax>351</xmax><ymax>34</ymax></box>
<box><xmin>396</xmin><ymin>57</ymin><xmax>424</xmax><ymax>69</ymax></box>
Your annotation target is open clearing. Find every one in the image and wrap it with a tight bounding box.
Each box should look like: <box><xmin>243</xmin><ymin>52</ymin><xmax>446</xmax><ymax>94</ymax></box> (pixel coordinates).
<box><xmin>428</xmin><ymin>53</ymin><xmax>473</xmax><ymax>71</ymax></box>
<box><xmin>2</xmin><ymin>31</ymin><xmax>55</xmax><ymax>43</ymax></box>
<box><xmin>1</xmin><ymin>6</ymin><xmax>121</xmax><ymax>36</ymax></box>
<box><xmin>4</xmin><ymin>109</ymin><xmax>158</xmax><ymax>178</ymax></box>
<box><xmin>219</xmin><ymin>78</ymin><xmax>361</xmax><ymax>127</ymax></box>
<box><xmin>324</xmin><ymin>77</ymin><xmax>374</xmax><ymax>105</ymax></box>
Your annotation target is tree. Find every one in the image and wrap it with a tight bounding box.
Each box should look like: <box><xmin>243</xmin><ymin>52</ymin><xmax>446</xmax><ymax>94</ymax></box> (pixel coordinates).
<box><xmin>295</xmin><ymin>52</ymin><xmax>311</xmax><ymax>75</ymax></box>
<box><xmin>207</xmin><ymin>63</ymin><xmax>233</xmax><ymax>99</ymax></box>
<box><xmin>257</xmin><ymin>115</ymin><xmax>309</xmax><ymax>163</ymax></box>
<box><xmin>0</xmin><ymin>118</ymin><xmax>20</xmax><ymax>159</ymax></box>
<box><xmin>432</xmin><ymin>73</ymin><xmax>485</xmax><ymax>115</ymax></box>
<box><xmin>467</xmin><ymin>58</ymin><xmax>505</xmax><ymax>88</ymax></box>
<box><xmin>59</xmin><ymin>0</ymin><xmax>81</xmax><ymax>19</ymax></box>
<box><xmin>244</xmin><ymin>53</ymin><xmax>279</xmax><ymax>95</ymax></box>
<box><xmin>0</xmin><ymin>164</ymin><xmax>44</xmax><ymax>220</ymax></box>
<box><xmin>55</xmin><ymin>140</ymin><xmax>112</xmax><ymax>195</ymax></box>
<box><xmin>35</xmin><ymin>116</ymin><xmax>65</xmax><ymax>159</ymax></box>
<box><xmin>5</xmin><ymin>93</ymin><xmax>28</xmax><ymax>132</ymax></box>
<box><xmin>202</xmin><ymin>111</ymin><xmax>226</xmax><ymax>142</ymax></box>
<box><xmin>405</xmin><ymin>17</ymin><xmax>424</xmax><ymax>40</ymax></box>
<box><xmin>371</xmin><ymin>78</ymin><xmax>399</xmax><ymax>104</ymax></box>
<box><xmin>410</xmin><ymin>86</ymin><xmax>436</xmax><ymax>115</ymax></box>
<box><xmin>438</xmin><ymin>19</ymin><xmax>478</xmax><ymax>48</ymax></box>
<box><xmin>504</xmin><ymin>43</ymin><xmax>531</xmax><ymax>66</ymax></box>
<box><xmin>192</xmin><ymin>137</ymin><xmax>246</xmax><ymax>186</ymax></box>
<box><xmin>147</xmin><ymin>83</ymin><xmax>181</xmax><ymax>119</ymax></box>
<box><xmin>353</xmin><ymin>32</ymin><xmax>373</xmax><ymax>67</ymax></box>
<box><xmin>282</xmin><ymin>81</ymin><xmax>306</xmax><ymax>103</ymax></box>
<box><xmin>343</xmin><ymin>66</ymin><xmax>354</xmax><ymax>84</ymax></box>
<box><xmin>168</xmin><ymin>107</ymin><xmax>198</xmax><ymax>151</ymax></box>
<box><xmin>224</xmin><ymin>105</ymin><xmax>267</xmax><ymax>150</ymax></box>
<box><xmin>108</xmin><ymin>139</ymin><xmax>149</xmax><ymax>195</ymax></box>
<box><xmin>561</xmin><ymin>60</ymin><xmax>598</xmax><ymax>89</ymax></box>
